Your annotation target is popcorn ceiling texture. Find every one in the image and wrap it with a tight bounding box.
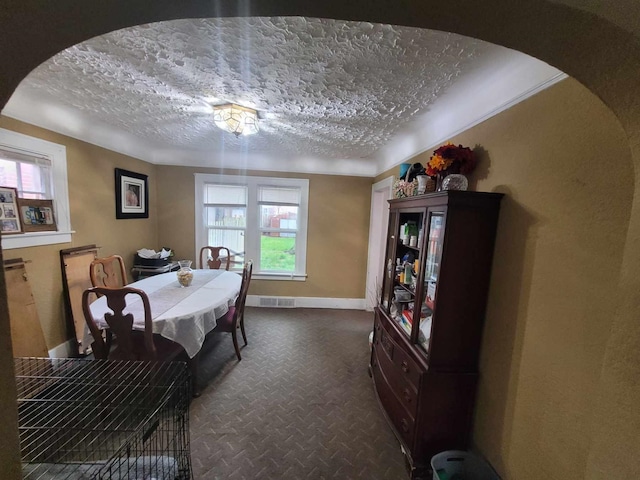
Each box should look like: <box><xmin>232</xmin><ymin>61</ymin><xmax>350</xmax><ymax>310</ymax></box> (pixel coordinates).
<box><xmin>18</xmin><ymin>17</ymin><xmax>495</xmax><ymax>160</ymax></box>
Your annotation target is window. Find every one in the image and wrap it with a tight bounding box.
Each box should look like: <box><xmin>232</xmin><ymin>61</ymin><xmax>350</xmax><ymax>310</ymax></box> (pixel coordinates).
<box><xmin>195</xmin><ymin>174</ymin><xmax>309</xmax><ymax>280</ymax></box>
<box><xmin>0</xmin><ymin>149</ymin><xmax>52</xmax><ymax>199</ymax></box>
<box><xmin>0</xmin><ymin>128</ymin><xmax>72</xmax><ymax>249</ymax></box>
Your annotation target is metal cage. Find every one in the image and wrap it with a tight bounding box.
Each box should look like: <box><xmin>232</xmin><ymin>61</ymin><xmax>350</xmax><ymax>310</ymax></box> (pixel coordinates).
<box><xmin>16</xmin><ymin>357</ymin><xmax>192</xmax><ymax>479</ymax></box>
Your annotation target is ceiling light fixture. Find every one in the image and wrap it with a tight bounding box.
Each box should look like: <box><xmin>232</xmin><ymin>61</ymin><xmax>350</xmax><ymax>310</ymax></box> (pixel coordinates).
<box><xmin>212</xmin><ymin>103</ymin><xmax>259</xmax><ymax>137</ymax></box>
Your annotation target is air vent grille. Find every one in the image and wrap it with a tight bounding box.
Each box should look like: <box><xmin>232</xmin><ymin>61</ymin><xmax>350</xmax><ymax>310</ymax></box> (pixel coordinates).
<box><xmin>259</xmin><ymin>297</ymin><xmax>295</xmax><ymax>308</ymax></box>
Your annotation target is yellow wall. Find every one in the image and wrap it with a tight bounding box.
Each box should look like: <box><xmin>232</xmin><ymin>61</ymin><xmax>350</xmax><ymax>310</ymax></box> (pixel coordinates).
<box><xmin>386</xmin><ymin>77</ymin><xmax>633</xmax><ymax>479</ymax></box>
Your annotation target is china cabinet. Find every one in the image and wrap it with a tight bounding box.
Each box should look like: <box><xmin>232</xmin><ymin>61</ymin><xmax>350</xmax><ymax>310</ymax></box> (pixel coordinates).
<box><xmin>370</xmin><ymin>190</ymin><xmax>503</xmax><ymax>478</ymax></box>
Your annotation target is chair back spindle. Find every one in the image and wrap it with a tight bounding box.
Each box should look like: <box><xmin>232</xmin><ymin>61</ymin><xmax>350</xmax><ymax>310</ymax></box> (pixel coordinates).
<box><xmin>199</xmin><ymin>246</ymin><xmax>231</xmax><ymax>270</ymax></box>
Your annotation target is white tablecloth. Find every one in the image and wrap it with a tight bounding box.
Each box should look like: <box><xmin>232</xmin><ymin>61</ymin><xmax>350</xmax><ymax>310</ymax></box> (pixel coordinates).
<box><xmin>89</xmin><ymin>269</ymin><xmax>242</xmax><ymax>358</ymax></box>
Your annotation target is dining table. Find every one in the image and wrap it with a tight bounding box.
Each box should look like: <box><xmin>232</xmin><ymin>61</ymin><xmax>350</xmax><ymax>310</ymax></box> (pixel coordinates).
<box><xmin>88</xmin><ymin>268</ymin><xmax>242</xmax><ymax>395</ymax></box>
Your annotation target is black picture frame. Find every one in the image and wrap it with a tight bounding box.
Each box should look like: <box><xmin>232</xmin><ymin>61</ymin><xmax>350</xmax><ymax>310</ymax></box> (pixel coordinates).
<box><xmin>115</xmin><ymin>168</ymin><xmax>148</xmax><ymax>219</ymax></box>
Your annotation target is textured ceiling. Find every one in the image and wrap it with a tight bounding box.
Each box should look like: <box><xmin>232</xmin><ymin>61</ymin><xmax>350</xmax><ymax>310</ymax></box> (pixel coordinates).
<box><xmin>5</xmin><ymin>17</ymin><xmax>561</xmax><ymax>175</ymax></box>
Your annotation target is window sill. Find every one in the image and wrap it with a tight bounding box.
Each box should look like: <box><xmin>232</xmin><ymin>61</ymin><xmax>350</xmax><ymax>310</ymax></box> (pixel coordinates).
<box><xmin>252</xmin><ymin>273</ymin><xmax>308</xmax><ymax>282</ymax></box>
<box><xmin>2</xmin><ymin>230</ymin><xmax>74</xmax><ymax>249</ymax></box>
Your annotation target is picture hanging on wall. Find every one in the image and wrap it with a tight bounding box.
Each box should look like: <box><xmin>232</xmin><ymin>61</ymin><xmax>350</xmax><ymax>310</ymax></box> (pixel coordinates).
<box><xmin>115</xmin><ymin>168</ymin><xmax>148</xmax><ymax>219</ymax></box>
<box><xmin>0</xmin><ymin>186</ymin><xmax>22</xmax><ymax>234</ymax></box>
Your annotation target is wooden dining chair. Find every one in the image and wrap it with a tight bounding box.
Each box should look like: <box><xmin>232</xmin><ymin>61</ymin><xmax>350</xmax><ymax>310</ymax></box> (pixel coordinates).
<box><xmin>81</xmin><ymin>286</ymin><xmax>184</xmax><ymax>362</ymax></box>
<box><xmin>199</xmin><ymin>246</ymin><xmax>231</xmax><ymax>270</ymax></box>
<box><xmin>90</xmin><ymin>254</ymin><xmax>128</xmax><ymax>289</ymax></box>
<box><xmin>211</xmin><ymin>260</ymin><xmax>253</xmax><ymax>360</ymax></box>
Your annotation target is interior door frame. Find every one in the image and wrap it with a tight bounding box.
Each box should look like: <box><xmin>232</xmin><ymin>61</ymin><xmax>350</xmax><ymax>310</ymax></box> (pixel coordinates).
<box><xmin>365</xmin><ymin>176</ymin><xmax>394</xmax><ymax>310</ymax></box>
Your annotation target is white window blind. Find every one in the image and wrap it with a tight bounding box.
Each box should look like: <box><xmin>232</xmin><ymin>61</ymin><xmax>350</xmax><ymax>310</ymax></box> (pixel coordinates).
<box><xmin>0</xmin><ymin>147</ymin><xmax>53</xmax><ymax>199</ymax></box>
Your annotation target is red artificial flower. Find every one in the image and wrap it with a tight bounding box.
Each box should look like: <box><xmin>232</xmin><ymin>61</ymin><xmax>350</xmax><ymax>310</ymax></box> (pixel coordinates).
<box><xmin>427</xmin><ymin>143</ymin><xmax>477</xmax><ymax>176</ymax></box>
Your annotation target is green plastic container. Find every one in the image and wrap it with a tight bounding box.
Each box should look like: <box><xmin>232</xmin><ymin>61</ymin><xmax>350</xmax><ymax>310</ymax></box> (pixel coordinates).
<box><xmin>431</xmin><ymin>450</ymin><xmax>499</xmax><ymax>480</ymax></box>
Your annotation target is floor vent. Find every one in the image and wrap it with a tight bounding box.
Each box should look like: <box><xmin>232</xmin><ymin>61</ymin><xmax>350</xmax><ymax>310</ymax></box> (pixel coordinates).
<box><xmin>259</xmin><ymin>297</ymin><xmax>296</xmax><ymax>308</ymax></box>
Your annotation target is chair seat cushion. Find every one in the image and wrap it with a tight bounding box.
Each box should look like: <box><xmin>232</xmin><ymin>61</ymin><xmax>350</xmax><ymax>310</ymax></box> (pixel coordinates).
<box><xmin>213</xmin><ymin>307</ymin><xmax>236</xmax><ymax>332</ymax></box>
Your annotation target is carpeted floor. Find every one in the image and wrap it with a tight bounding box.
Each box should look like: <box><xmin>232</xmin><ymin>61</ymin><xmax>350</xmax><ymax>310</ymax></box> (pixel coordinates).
<box><xmin>189</xmin><ymin>307</ymin><xmax>408</xmax><ymax>479</ymax></box>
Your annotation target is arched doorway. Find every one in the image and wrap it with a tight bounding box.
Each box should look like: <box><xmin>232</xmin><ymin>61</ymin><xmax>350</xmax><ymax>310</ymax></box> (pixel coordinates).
<box><xmin>2</xmin><ymin>3</ymin><xmax>640</xmax><ymax>479</ymax></box>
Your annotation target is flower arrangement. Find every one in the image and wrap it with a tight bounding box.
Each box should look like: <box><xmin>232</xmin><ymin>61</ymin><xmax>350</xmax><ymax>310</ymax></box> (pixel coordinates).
<box><xmin>426</xmin><ymin>143</ymin><xmax>477</xmax><ymax>177</ymax></box>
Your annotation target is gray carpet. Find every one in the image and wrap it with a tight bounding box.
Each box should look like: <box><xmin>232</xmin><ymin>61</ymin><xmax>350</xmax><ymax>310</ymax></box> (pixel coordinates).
<box><xmin>189</xmin><ymin>307</ymin><xmax>408</xmax><ymax>479</ymax></box>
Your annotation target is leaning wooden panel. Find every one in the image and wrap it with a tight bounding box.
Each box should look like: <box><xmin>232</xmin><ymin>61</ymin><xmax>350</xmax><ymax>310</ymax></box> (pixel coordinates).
<box><xmin>3</xmin><ymin>258</ymin><xmax>48</xmax><ymax>357</ymax></box>
<box><xmin>60</xmin><ymin>245</ymin><xmax>98</xmax><ymax>355</ymax></box>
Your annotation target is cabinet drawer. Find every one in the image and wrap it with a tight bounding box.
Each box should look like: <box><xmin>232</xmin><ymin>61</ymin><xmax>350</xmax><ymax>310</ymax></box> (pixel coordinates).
<box><xmin>393</xmin><ymin>344</ymin><xmax>421</xmax><ymax>388</ymax></box>
<box><xmin>376</xmin><ymin>318</ymin><xmax>422</xmax><ymax>389</ymax></box>
<box><xmin>373</xmin><ymin>343</ymin><xmax>418</xmax><ymax>417</ymax></box>
<box><xmin>371</xmin><ymin>350</ymin><xmax>416</xmax><ymax>448</ymax></box>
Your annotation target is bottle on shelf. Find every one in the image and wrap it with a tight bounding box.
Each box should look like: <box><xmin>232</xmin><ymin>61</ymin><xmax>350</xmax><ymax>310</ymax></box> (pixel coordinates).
<box><xmin>403</xmin><ymin>262</ymin><xmax>413</xmax><ymax>286</ymax></box>
<box><xmin>400</xmin><ymin>223</ymin><xmax>409</xmax><ymax>244</ymax></box>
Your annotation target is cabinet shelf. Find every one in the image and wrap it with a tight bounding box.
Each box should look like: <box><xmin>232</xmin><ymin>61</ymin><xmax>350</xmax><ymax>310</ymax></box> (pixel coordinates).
<box><xmin>371</xmin><ymin>190</ymin><xmax>503</xmax><ymax>477</ymax></box>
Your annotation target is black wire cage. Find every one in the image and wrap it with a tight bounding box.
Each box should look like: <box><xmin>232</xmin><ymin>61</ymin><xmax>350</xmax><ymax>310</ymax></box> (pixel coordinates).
<box><xmin>16</xmin><ymin>357</ymin><xmax>192</xmax><ymax>479</ymax></box>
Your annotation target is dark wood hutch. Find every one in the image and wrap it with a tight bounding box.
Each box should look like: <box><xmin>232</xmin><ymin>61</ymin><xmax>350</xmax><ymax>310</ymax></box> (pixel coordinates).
<box><xmin>370</xmin><ymin>190</ymin><xmax>503</xmax><ymax>478</ymax></box>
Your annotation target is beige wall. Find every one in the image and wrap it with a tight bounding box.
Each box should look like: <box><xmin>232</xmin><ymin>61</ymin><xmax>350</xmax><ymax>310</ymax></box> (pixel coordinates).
<box><xmin>157</xmin><ymin>166</ymin><xmax>372</xmax><ymax>298</ymax></box>
<box><xmin>385</xmin><ymin>77</ymin><xmax>633</xmax><ymax>479</ymax></box>
<box><xmin>0</xmin><ymin>116</ymin><xmax>159</xmax><ymax>350</ymax></box>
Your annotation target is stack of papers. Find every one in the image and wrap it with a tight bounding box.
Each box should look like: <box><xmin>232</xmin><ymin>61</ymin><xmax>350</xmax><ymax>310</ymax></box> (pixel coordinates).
<box><xmin>137</xmin><ymin>248</ymin><xmax>172</xmax><ymax>259</ymax></box>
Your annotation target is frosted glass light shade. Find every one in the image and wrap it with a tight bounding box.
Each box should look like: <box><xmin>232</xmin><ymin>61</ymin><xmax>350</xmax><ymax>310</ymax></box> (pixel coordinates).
<box><xmin>213</xmin><ymin>103</ymin><xmax>259</xmax><ymax>137</ymax></box>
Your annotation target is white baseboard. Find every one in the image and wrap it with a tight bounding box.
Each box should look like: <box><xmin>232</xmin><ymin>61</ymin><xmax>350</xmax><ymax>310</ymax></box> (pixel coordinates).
<box><xmin>246</xmin><ymin>295</ymin><xmax>366</xmax><ymax>310</ymax></box>
<box><xmin>48</xmin><ymin>339</ymin><xmax>76</xmax><ymax>358</ymax></box>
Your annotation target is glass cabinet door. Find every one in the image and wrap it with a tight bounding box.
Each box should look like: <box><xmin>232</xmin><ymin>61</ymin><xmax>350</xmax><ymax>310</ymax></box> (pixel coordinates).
<box><xmin>380</xmin><ymin>210</ymin><xmax>398</xmax><ymax>311</ymax></box>
<box><xmin>384</xmin><ymin>208</ymin><xmax>426</xmax><ymax>338</ymax></box>
<box><xmin>415</xmin><ymin>210</ymin><xmax>445</xmax><ymax>353</ymax></box>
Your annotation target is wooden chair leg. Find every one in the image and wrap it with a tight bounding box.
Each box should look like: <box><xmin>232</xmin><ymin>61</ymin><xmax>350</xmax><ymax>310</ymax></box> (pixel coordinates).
<box><xmin>240</xmin><ymin>317</ymin><xmax>247</xmax><ymax>345</ymax></box>
<box><xmin>231</xmin><ymin>330</ymin><xmax>242</xmax><ymax>361</ymax></box>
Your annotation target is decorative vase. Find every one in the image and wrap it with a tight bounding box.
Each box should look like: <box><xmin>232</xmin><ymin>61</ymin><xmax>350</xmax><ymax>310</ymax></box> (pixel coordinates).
<box><xmin>441</xmin><ymin>173</ymin><xmax>469</xmax><ymax>191</ymax></box>
<box><xmin>176</xmin><ymin>260</ymin><xmax>194</xmax><ymax>287</ymax></box>
<box><xmin>435</xmin><ymin>172</ymin><xmax>447</xmax><ymax>191</ymax></box>
<box><xmin>416</xmin><ymin>175</ymin><xmax>428</xmax><ymax>194</ymax></box>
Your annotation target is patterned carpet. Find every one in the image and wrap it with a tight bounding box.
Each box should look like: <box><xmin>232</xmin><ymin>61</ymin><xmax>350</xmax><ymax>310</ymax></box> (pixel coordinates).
<box><xmin>189</xmin><ymin>307</ymin><xmax>408</xmax><ymax>479</ymax></box>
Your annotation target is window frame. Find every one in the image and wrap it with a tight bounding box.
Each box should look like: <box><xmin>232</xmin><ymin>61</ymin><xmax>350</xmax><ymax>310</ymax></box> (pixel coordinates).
<box><xmin>195</xmin><ymin>173</ymin><xmax>309</xmax><ymax>281</ymax></box>
<box><xmin>0</xmin><ymin>128</ymin><xmax>72</xmax><ymax>249</ymax></box>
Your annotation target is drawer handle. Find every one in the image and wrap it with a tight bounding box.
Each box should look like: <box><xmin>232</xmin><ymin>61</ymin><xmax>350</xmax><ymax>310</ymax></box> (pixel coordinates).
<box><xmin>401</xmin><ymin>418</ymin><xmax>410</xmax><ymax>432</ymax></box>
<box><xmin>403</xmin><ymin>388</ymin><xmax>411</xmax><ymax>403</ymax></box>
<box><xmin>401</xmin><ymin>361</ymin><xmax>410</xmax><ymax>373</ymax></box>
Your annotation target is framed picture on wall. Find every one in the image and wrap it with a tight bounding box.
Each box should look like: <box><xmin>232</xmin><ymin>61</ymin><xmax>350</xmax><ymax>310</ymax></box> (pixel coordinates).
<box><xmin>16</xmin><ymin>198</ymin><xmax>57</xmax><ymax>232</ymax></box>
<box><xmin>115</xmin><ymin>168</ymin><xmax>148</xmax><ymax>219</ymax></box>
<box><xmin>0</xmin><ymin>186</ymin><xmax>22</xmax><ymax>234</ymax></box>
